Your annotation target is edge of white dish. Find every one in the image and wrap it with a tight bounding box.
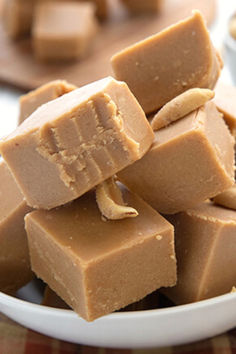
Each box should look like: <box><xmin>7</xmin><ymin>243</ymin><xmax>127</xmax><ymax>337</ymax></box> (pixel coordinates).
<box><xmin>0</xmin><ymin>290</ymin><xmax>236</xmax><ymax>348</ymax></box>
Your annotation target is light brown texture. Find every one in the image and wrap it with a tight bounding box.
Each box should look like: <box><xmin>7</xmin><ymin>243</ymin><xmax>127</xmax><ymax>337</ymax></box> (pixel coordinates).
<box><xmin>121</xmin><ymin>0</ymin><xmax>164</xmax><ymax>14</ymax></box>
<box><xmin>32</xmin><ymin>1</ymin><xmax>98</xmax><ymax>62</ymax></box>
<box><xmin>25</xmin><ymin>188</ymin><xmax>176</xmax><ymax>321</ymax></box>
<box><xmin>2</xmin><ymin>0</ymin><xmax>34</xmax><ymax>39</ymax></box>
<box><xmin>111</xmin><ymin>11</ymin><xmax>221</xmax><ymax>114</ymax></box>
<box><xmin>96</xmin><ymin>178</ymin><xmax>138</xmax><ymax>220</ymax></box>
<box><xmin>0</xmin><ymin>0</ymin><xmax>216</xmax><ymax>90</ymax></box>
<box><xmin>0</xmin><ymin>161</ymin><xmax>33</xmax><ymax>293</ymax></box>
<box><xmin>42</xmin><ymin>285</ymin><xmax>160</xmax><ymax>311</ymax></box>
<box><xmin>0</xmin><ymin>77</ymin><xmax>154</xmax><ymax>210</ymax></box>
<box><xmin>214</xmin><ymin>82</ymin><xmax>236</xmax><ymax>137</ymax></box>
<box><xmin>118</xmin><ymin>102</ymin><xmax>235</xmax><ymax>214</ymax></box>
<box><xmin>213</xmin><ymin>184</ymin><xmax>236</xmax><ymax>210</ymax></box>
<box><xmin>19</xmin><ymin>80</ymin><xmax>77</xmax><ymax>124</ymax></box>
<box><xmin>164</xmin><ymin>201</ymin><xmax>236</xmax><ymax>304</ymax></box>
<box><xmin>151</xmin><ymin>88</ymin><xmax>214</xmax><ymax>130</ymax></box>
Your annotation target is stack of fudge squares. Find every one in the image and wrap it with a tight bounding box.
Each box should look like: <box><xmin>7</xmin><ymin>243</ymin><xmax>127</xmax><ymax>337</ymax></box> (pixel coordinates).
<box><xmin>0</xmin><ymin>11</ymin><xmax>235</xmax><ymax>322</ymax></box>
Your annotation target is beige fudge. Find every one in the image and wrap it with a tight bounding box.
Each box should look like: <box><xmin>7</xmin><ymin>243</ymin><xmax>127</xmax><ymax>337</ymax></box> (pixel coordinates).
<box><xmin>213</xmin><ymin>184</ymin><xmax>236</xmax><ymax>210</ymax></box>
<box><xmin>118</xmin><ymin>102</ymin><xmax>234</xmax><ymax>214</ymax></box>
<box><xmin>19</xmin><ymin>80</ymin><xmax>77</xmax><ymax>125</ymax></box>
<box><xmin>165</xmin><ymin>201</ymin><xmax>236</xmax><ymax>304</ymax></box>
<box><xmin>121</xmin><ymin>0</ymin><xmax>163</xmax><ymax>14</ymax></box>
<box><xmin>0</xmin><ymin>77</ymin><xmax>154</xmax><ymax>210</ymax></box>
<box><xmin>2</xmin><ymin>0</ymin><xmax>34</xmax><ymax>39</ymax></box>
<box><xmin>0</xmin><ymin>161</ymin><xmax>32</xmax><ymax>293</ymax></box>
<box><xmin>42</xmin><ymin>285</ymin><xmax>159</xmax><ymax>311</ymax></box>
<box><xmin>32</xmin><ymin>2</ymin><xmax>98</xmax><ymax>62</ymax></box>
<box><xmin>111</xmin><ymin>11</ymin><xmax>222</xmax><ymax>114</ymax></box>
<box><xmin>25</xmin><ymin>187</ymin><xmax>176</xmax><ymax>321</ymax></box>
<box><xmin>214</xmin><ymin>82</ymin><xmax>236</xmax><ymax>137</ymax></box>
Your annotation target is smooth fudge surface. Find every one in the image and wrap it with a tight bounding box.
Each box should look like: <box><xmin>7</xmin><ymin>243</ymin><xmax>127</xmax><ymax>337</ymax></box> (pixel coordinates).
<box><xmin>213</xmin><ymin>184</ymin><xmax>236</xmax><ymax>210</ymax></box>
<box><xmin>42</xmin><ymin>285</ymin><xmax>159</xmax><ymax>311</ymax></box>
<box><xmin>121</xmin><ymin>0</ymin><xmax>163</xmax><ymax>13</ymax></box>
<box><xmin>214</xmin><ymin>82</ymin><xmax>236</xmax><ymax>137</ymax></box>
<box><xmin>165</xmin><ymin>201</ymin><xmax>236</xmax><ymax>304</ymax></box>
<box><xmin>32</xmin><ymin>2</ymin><xmax>98</xmax><ymax>61</ymax></box>
<box><xmin>2</xmin><ymin>0</ymin><xmax>34</xmax><ymax>39</ymax></box>
<box><xmin>25</xmin><ymin>188</ymin><xmax>176</xmax><ymax>321</ymax></box>
<box><xmin>118</xmin><ymin>102</ymin><xmax>234</xmax><ymax>214</ymax></box>
<box><xmin>0</xmin><ymin>77</ymin><xmax>154</xmax><ymax>209</ymax></box>
<box><xmin>0</xmin><ymin>161</ymin><xmax>32</xmax><ymax>293</ymax></box>
<box><xmin>111</xmin><ymin>11</ymin><xmax>222</xmax><ymax>114</ymax></box>
<box><xmin>19</xmin><ymin>80</ymin><xmax>77</xmax><ymax>124</ymax></box>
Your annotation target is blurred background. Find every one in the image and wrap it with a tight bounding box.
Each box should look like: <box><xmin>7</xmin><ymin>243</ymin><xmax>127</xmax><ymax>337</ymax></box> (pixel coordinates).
<box><xmin>0</xmin><ymin>0</ymin><xmax>235</xmax><ymax>139</ymax></box>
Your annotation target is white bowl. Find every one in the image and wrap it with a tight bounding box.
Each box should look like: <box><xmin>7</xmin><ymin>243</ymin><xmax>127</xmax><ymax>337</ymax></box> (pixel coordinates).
<box><xmin>0</xmin><ymin>282</ymin><xmax>235</xmax><ymax>349</ymax></box>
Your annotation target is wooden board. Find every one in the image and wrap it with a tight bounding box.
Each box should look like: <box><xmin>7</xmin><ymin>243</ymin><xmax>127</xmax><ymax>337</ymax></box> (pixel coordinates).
<box><xmin>0</xmin><ymin>0</ymin><xmax>216</xmax><ymax>90</ymax></box>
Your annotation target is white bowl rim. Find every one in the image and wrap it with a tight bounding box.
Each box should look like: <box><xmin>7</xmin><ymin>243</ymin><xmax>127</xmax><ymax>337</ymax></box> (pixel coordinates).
<box><xmin>0</xmin><ymin>290</ymin><xmax>235</xmax><ymax>322</ymax></box>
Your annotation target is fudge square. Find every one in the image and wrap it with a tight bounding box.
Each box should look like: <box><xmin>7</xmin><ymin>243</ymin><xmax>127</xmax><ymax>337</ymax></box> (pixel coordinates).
<box><xmin>165</xmin><ymin>201</ymin><xmax>236</xmax><ymax>304</ymax></box>
<box><xmin>0</xmin><ymin>161</ymin><xmax>32</xmax><ymax>293</ymax></box>
<box><xmin>111</xmin><ymin>11</ymin><xmax>222</xmax><ymax>114</ymax></box>
<box><xmin>25</xmin><ymin>187</ymin><xmax>176</xmax><ymax>321</ymax></box>
<box><xmin>0</xmin><ymin>77</ymin><xmax>154</xmax><ymax>210</ymax></box>
<box><xmin>32</xmin><ymin>1</ymin><xmax>98</xmax><ymax>61</ymax></box>
<box><xmin>118</xmin><ymin>102</ymin><xmax>235</xmax><ymax>214</ymax></box>
<box><xmin>19</xmin><ymin>80</ymin><xmax>77</xmax><ymax>124</ymax></box>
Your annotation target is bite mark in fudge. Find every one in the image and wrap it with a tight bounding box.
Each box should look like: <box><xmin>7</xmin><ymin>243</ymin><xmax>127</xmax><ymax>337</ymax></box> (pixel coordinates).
<box><xmin>151</xmin><ymin>88</ymin><xmax>214</xmax><ymax>131</ymax></box>
<box><xmin>19</xmin><ymin>80</ymin><xmax>77</xmax><ymax>125</ymax></box>
<box><xmin>165</xmin><ymin>201</ymin><xmax>236</xmax><ymax>304</ymax></box>
<box><xmin>118</xmin><ymin>102</ymin><xmax>234</xmax><ymax>214</ymax></box>
<box><xmin>214</xmin><ymin>82</ymin><xmax>236</xmax><ymax>137</ymax></box>
<box><xmin>32</xmin><ymin>1</ymin><xmax>98</xmax><ymax>62</ymax></box>
<box><xmin>0</xmin><ymin>77</ymin><xmax>154</xmax><ymax>210</ymax></box>
<box><xmin>25</xmin><ymin>188</ymin><xmax>176</xmax><ymax>321</ymax></box>
<box><xmin>111</xmin><ymin>11</ymin><xmax>222</xmax><ymax>114</ymax></box>
<box><xmin>213</xmin><ymin>184</ymin><xmax>236</xmax><ymax>210</ymax></box>
<box><xmin>0</xmin><ymin>161</ymin><xmax>33</xmax><ymax>293</ymax></box>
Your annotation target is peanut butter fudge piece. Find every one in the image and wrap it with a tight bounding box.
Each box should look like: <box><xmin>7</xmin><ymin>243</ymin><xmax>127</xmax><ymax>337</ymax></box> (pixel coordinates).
<box><xmin>213</xmin><ymin>184</ymin><xmax>236</xmax><ymax>210</ymax></box>
<box><xmin>165</xmin><ymin>201</ymin><xmax>236</xmax><ymax>304</ymax></box>
<box><xmin>111</xmin><ymin>11</ymin><xmax>222</xmax><ymax>114</ymax></box>
<box><xmin>121</xmin><ymin>0</ymin><xmax>163</xmax><ymax>14</ymax></box>
<box><xmin>32</xmin><ymin>1</ymin><xmax>98</xmax><ymax>62</ymax></box>
<box><xmin>118</xmin><ymin>102</ymin><xmax>234</xmax><ymax>214</ymax></box>
<box><xmin>0</xmin><ymin>161</ymin><xmax>33</xmax><ymax>293</ymax></box>
<box><xmin>19</xmin><ymin>80</ymin><xmax>77</xmax><ymax>125</ymax></box>
<box><xmin>0</xmin><ymin>77</ymin><xmax>154</xmax><ymax>210</ymax></box>
<box><xmin>2</xmin><ymin>0</ymin><xmax>34</xmax><ymax>39</ymax></box>
<box><xmin>42</xmin><ymin>285</ymin><xmax>159</xmax><ymax>311</ymax></box>
<box><xmin>214</xmin><ymin>82</ymin><xmax>236</xmax><ymax>137</ymax></box>
<box><xmin>25</xmin><ymin>187</ymin><xmax>176</xmax><ymax>321</ymax></box>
